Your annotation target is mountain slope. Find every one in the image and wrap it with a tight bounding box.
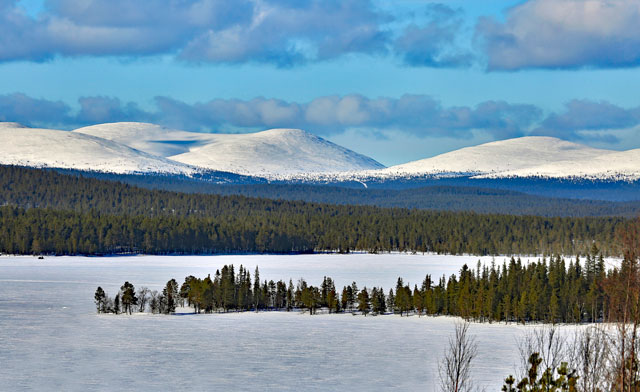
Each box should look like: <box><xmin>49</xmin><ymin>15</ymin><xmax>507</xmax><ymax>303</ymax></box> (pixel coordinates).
<box><xmin>169</xmin><ymin>128</ymin><xmax>384</xmax><ymax>178</ymax></box>
<box><xmin>74</xmin><ymin>122</ymin><xmax>384</xmax><ymax>178</ymax></box>
<box><xmin>482</xmin><ymin>148</ymin><xmax>640</xmax><ymax>181</ymax></box>
<box><xmin>379</xmin><ymin>136</ymin><xmax>613</xmax><ymax>177</ymax></box>
<box><xmin>0</xmin><ymin>123</ymin><xmax>197</xmax><ymax>175</ymax></box>
<box><xmin>73</xmin><ymin>122</ymin><xmax>217</xmax><ymax>157</ymax></box>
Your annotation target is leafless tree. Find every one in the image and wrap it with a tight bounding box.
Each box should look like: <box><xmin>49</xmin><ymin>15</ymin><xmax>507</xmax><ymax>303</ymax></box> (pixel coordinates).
<box><xmin>517</xmin><ymin>325</ymin><xmax>569</xmax><ymax>381</ymax></box>
<box><xmin>149</xmin><ymin>290</ymin><xmax>160</xmax><ymax>314</ymax></box>
<box><xmin>137</xmin><ymin>286</ymin><xmax>150</xmax><ymax>312</ymax></box>
<box><xmin>604</xmin><ymin>217</ymin><xmax>640</xmax><ymax>391</ymax></box>
<box><xmin>569</xmin><ymin>325</ymin><xmax>612</xmax><ymax>392</ymax></box>
<box><xmin>439</xmin><ymin>321</ymin><xmax>478</xmax><ymax>392</ymax></box>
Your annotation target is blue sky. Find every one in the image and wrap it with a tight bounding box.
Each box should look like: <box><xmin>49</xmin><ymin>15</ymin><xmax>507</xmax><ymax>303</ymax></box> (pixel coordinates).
<box><xmin>3</xmin><ymin>0</ymin><xmax>640</xmax><ymax>165</ymax></box>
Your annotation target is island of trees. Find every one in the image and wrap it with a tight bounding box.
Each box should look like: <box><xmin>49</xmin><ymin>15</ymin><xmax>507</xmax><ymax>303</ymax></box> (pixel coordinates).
<box><xmin>95</xmin><ymin>245</ymin><xmax>612</xmax><ymax>324</ymax></box>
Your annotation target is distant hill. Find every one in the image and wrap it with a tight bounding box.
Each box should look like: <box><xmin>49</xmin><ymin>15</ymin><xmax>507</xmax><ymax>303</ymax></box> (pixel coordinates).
<box><xmin>74</xmin><ymin>122</ymin><xmax>384</xmax><ymax>178</ymax></box>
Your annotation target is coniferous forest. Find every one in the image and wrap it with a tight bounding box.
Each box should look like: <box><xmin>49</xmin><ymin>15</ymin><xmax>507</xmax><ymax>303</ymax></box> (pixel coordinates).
<box><xmin>97</xmin><ymin>246</ymin><xmax>610</xmax><ymax>324</ymax></box>
<box><xmin>0</xmin><ymin>165</ymin><xmax>628</xmax><ymax>256</ymax></box>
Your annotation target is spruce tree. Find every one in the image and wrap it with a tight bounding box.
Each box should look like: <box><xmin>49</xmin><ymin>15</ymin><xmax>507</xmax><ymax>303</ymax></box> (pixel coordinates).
<box><xmin>94</xmin><ymin>286</ymin><xmax>106</xmax><ymax>313</ymax></box>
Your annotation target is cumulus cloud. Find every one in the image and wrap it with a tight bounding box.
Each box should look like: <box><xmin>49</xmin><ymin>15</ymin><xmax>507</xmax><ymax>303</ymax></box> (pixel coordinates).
<box><xmin>152</xmin><ymin>94</ymin><xmax>542</xmax><ymax>139</ymax></box>
<box><xmin>4</xmin><ymin>93</ymin><xmax>640</xmax><ymax>143</ymax></box>
<box><xmin>395</xmin><ymin>4</ymin><xmax>473</xmax><ymax>67</ymax></box>
<box><xmin>532</xmin><ymin>100</ymin><xmax>640</xmax><ymax>142</ymax></box>
<box><xmin>76</xmin><ymin>96</ymin><xmax>150</xmax><ymax>124</ymax></box>
<box><xmin>0</xmin><ymin>92</ymin><xmax>543</xmax><ymax>139</ymax></box>
<box><xmin>1</xmin><ymin>0</ymin><xmax>390</xmax><ymax>66</ymax></box>
<box><xmin>0</xmin><ymin>93</ymin><xmax>71</xmax><ymax>126</ymax></box>
<box><xmin>476</xmin><ymin>0</ymin><xmax>640</xmax><ymax>70</ymax></box>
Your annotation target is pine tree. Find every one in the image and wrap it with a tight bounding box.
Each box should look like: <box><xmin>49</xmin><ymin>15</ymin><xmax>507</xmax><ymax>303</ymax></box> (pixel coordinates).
<box><xmin>162</xmin><ymin>279</ymin><xmax>178</xmax><ymax>314</ymax></box>
<box><xmin>94</xmin><ymin>286</ymin><xmax>106</xmax><ymax>313</ymax></box>
<box><xmin>120</xmin><ymin>281</ymin><xmax>138</xmax><ymax>315</ymax></box>
<box><xmin>114</xmin><ymin>293</ymin><xmax>120</xmax><ymax>315</ymax></box>
<box><xmin>357</xmin><ymin>287</ymin><xmax>370</xmax><ymax>316</ymax></box>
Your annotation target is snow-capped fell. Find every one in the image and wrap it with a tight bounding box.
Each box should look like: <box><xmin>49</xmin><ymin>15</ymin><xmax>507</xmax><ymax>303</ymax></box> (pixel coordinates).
<box><xmin>73</xmin><ymin>122</ymin><xmax>383</xmax><ymax>178</ymax></box>
<box><xmin>0</xmin><ymin>123</ymin><xmax>198</xmax><ymax>175</ymax></box>
<box><xmin>169</xmin><ymin>128</ymin><xmax>384</xmax><ymax>178</ymax></box>
<box><xmin>482</xmin><ymin>148</ymin><xmax>640</xmax><ymax>181</ymax></box>
<box><xmin>380</xmin><ymin>136</ymin><xmax>613</xmax><ymax>177</ymax></box>
<box><xmin>73</xmin><ymin>122</ymin><xmax>218</xmax><ymax>157</ymax></box>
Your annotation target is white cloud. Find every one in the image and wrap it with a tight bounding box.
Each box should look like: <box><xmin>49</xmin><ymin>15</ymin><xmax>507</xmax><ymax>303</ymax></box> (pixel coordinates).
<box><xmin>477</xmin><ymin>0</ymin><xmax>640</xmax><ymax>70</ymax></box>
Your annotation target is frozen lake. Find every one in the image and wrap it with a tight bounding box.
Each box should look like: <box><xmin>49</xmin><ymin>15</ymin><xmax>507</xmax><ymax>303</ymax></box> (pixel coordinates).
<box><xmin>0</xmin><ymin>253</ymin><xmax>579</xmax><ymax>391</ymax></box>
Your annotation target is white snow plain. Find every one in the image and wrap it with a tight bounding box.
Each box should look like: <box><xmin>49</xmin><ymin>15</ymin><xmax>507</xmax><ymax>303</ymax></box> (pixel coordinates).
<box><xmin>0</xmin><ymin>253</ymin><xmax>585</xmax><ymax>391</ymax></box>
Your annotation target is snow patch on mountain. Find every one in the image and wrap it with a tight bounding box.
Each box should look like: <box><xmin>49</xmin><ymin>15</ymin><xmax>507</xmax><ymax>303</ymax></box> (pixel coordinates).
<box><xmin>169</xmin><ymin>128</ymin><xmax>385</xmax><ymax>177</ymax></box>
<box><xmin>73</xmin><ymin>122</ymin><xmax>384</xmax><ymax>178</ymax></box>
<box><xmin>379</xmin><ymin>137</ymin><xmax>613</xmax><ymax>177</ymax></box>
<box><xmin>480</xmin><ymin>148</ymin><xmax>640</xmax><ymax>181</ymax></box>
<box><xmin>0</xmin><ymin>123</ymin><xmax>198</xmax><ymax>175</ymax></box>
<box><xmin>73</xmin><ymin>122</ymin><xmax>218</xmax><ymax>157</ymax></box>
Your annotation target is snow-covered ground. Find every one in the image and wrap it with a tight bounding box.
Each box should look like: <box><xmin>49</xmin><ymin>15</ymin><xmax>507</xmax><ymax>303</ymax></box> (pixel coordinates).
<box><xmin>0</xmin><ymin>254</ymin><xmax>588</xmax><ymax>391</ymax></box>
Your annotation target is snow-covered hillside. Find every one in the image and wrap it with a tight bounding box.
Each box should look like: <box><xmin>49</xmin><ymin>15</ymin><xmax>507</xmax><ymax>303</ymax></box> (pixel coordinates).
<box><xmin>169</xmin><ymin>128</ymin><xmax>384</xmax><ymax>177</ymax></box>
<box><xmin>482</xmin><ymin>148</ymin><xmax>640</xmax><ymax>181</ymax></box>
<box><xmin>0</xmin><ymin>123</ymin><xmax>198</xmax><ymax>175</ymax></box>
<box><xmin>75</xmin><ymin>122</ymin><xmax>383</xmax><ymax>178</ymax></box>
<box><xmin>379</xmin><ymin>136</ymin><xmax>614</xmax><ymax>177</ymax></box>
<box><xmin>73</xmin><ymin>122</ymin><xmax>218</xmax><ymax>157</ymax></box>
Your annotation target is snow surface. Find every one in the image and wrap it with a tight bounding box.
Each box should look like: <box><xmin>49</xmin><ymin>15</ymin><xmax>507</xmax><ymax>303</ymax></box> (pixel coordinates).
<box><xmin>379</xmin><ymin>136</ymin><xmax>614</xmax><ymax>177</ymax></box>
<box><xmin>74</xmin><ymin>122</ymin><xmax>384</xmax><ymax>178</ymax></box>
<box><xmin>480</xmin><ymin>148</ymin><xmax>640</xmax><ymax>181</ymax></box>
<box><xmin>0</xmin><ymin>253</ymin><xmax>591</xmax><ymax>391</ymax></box>
<box><xmin>73</xmin><ymin>122</ymin><xmax>220</xmax><ymax>157</ymax></box>
<box><xmin>0</xmin><ymin>123</ymin><xmax>198</xmax><ymax>175</ymax></box>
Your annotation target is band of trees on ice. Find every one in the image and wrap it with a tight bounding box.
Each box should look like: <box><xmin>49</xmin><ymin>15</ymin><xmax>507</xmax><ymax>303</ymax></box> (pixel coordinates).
<box><xmin>96</xmin><ymin>246</ymin><xmax>620</xmax><ymax>324</ymax></box>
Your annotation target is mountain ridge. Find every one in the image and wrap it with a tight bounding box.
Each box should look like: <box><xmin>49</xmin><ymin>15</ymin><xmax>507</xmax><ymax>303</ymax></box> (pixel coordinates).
<box><xmin>3</xmin><ymin>121</ymin><xmax>640</xmax><ymax>182</ymax></box>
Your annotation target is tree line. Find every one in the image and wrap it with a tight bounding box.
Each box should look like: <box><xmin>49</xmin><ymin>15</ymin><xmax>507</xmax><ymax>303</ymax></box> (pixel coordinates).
<box><xmin>95</xmin><ymin>245</ymin><xmax>620</xmax><ymax>324</ymax></box>
<box><xmin>0</xmin><ymin>165</ymin><xmax>627</xmax><ymax>256</ymax></box>
<box><xmin>445</xmin><ymin>219</ymin><xmax>640</xmax><ymax>391</ymax></box>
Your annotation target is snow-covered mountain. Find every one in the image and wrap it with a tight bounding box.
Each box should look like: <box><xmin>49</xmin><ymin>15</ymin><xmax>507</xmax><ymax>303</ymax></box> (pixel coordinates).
<box><xmin>75</xmin><ymin>122</ymin><xmax>384</xmax><ymax>178</ymax></box>
<box><xmin>0</xmin><ymin>123</ymin><xmax>198</xmax><ymax>175</ymax></box>
<box><xmin>169</xmin><ymin>128</ymin><xmax>384</xmax><ymax>177</ymax></box>
<box><xmin>4</xmin><ymin>122</ymin><xmax>639</xmax><ymax>182</ymax></box>
<box><xmin>379</xmin><ymin>136</ymin><xmax>614</xmax><ymax>177</ymax></box>
<box><xmin>481</xmin><ymin>148</ymin><xmax>640</xmax><ymax>181</ymax></box>
<box><xmin>73</xmin><ymin>122</ymin><xmax>218</xmax><ymax>157</ymax></box>
<box><xmin>341</xmin><ymin>136</ymin><xmax>639</xmax><ymax>182</ymax></box>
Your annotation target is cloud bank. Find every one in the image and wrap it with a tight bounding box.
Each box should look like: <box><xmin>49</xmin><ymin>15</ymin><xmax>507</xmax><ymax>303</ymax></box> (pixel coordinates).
<box><xmin>2</xmin><ymin>92</ymin><xmax>638</xmax><ymax>144</ymax></box>
<box><xmin>7</xmin><ymin>0</ymin><xmax>640</xmax><ymax>70</ymax></box>
<box><xmin>2</xmin><ymin>0</ymin><xmax>390</xmax><ymax>66</ymax></box>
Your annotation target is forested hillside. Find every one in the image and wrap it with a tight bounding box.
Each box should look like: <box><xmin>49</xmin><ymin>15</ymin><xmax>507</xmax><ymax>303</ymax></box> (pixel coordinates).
<box><xmin>0</xmin><ymin>165</ymin><xmax>628</xmax><ymax>256</ymax></box>
<box><xmin>60</xmin><ymin>168</ymin><xmax>640</xmax><ymax>217</ymax></box>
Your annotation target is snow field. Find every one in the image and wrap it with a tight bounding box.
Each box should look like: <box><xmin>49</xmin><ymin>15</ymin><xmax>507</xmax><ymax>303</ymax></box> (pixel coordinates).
<box><xmin>0</xmin><ymin>254</ymin><xmax>591</xmax><ymax>391</ymax></box>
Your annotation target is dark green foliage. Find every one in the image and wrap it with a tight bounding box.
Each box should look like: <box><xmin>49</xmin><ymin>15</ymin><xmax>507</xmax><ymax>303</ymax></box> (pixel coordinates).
<box><xmin>0</xmin><ymin>165</ymin><xmax>628</xmax><ymax>256</ymax></box>
<box><xmin>51</xmin><ymin>167</ymin><xmax>640</xmax><ymax>215</ymax></box>
<box><xmin>120</xmin><ymin>281</ymin><xmax>137</xmax><ymax>315</ymax></box>
<box><xmin>96</xmin><ymin>250</ymin><xmax>609</xmax><ymax>322</ymax></box>
<box><xmin>114</xmin><ymin>293</ymin><xmax>120</xmax><ymax>315</ymax></box>
<box><xmin>165</xmin><ymin>279</ymin><xmax>179</xmax><ymax>314</ymax></box>
<box><xmin>357</xmin><ymin>287</ymin><xmax>370</xmax><ymax>316</ymax></box>
<box><xmin>502</xmin><ymin>353</ymin><xmax>578</xmax><ymax>392</ymax></box>
<box><xmin>94</xmin><ymin>286</ymin><xmax>106</xmax><ymax>313</ymax></box>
